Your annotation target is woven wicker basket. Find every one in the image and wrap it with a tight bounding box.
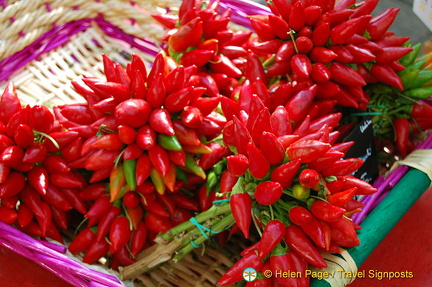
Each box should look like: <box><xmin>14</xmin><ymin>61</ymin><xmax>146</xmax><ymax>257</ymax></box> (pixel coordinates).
<box><xmin>1</xmin><ymin>1</ymin><xmax>432</xmax><ymax>287</ymax></box>
<box><xmin>0</xmin><ymin>1</ymin><xmax>243</xmax><ymax>286</ymax></box>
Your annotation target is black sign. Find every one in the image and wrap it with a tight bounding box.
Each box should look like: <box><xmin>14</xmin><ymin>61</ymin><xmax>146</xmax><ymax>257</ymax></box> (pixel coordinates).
<box><xmin>343</xmin><ymin>116</ymin><xmax>379</xmax><ymax>183</ymax></box>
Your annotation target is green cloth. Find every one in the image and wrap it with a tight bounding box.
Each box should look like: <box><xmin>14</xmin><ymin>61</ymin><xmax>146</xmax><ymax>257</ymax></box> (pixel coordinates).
<box><xmin>311</xmin><ymin>169</ymin><xmax>431</xmax><ymax>287</ymax></box>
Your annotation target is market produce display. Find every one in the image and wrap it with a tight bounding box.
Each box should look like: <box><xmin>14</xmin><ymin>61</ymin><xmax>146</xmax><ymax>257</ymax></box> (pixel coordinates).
<box><xmin>1</xmin><ymin>0</ymin><xmax>432</xmax><ymax>286</ymax></box>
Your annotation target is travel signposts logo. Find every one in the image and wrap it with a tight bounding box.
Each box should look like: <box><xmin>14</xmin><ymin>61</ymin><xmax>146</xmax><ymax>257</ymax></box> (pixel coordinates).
<box><xmin>242</xmin><ymin>267</ymin><xmax>257</xmax><ymax>282</ymax></box>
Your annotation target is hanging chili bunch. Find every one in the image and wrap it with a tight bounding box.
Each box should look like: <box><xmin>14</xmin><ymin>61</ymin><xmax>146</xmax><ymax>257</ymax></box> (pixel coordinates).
<box><xmin>243</xmin><ymin>0</ymin><xmax>412</xmax><ymax>118</ymax></box>
<box><xmin>0</xmin><ymin>82</ymin><xmax>86</xmax><ymax>242</ymax></box>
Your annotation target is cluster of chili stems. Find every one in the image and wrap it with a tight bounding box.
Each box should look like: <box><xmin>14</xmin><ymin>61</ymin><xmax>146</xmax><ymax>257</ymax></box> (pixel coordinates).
<box><xmin>355</xmin><ymin>43</ymin><xmax>432</xmax><ymax>162</ymax></box>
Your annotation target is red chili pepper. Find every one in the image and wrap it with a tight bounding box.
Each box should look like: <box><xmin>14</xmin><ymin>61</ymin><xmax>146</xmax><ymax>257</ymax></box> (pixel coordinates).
<box><xmin>0</xmin><ymin>206</ymin><xmax>17</xmax><ymax>224</ymax></box>
<box><xmin>230</xmin><ymin>190</ymin><xmax>252</xmax><ymax>239</ymax></box>
<box><xmin>84</xmin><ymin>149</ymin><xmax>120</xmax><ymax>171</ymax></box>
<box><xmin>270</xmin><ymin>159</ymin><xmax>301</xmax><ymax>189</ymax></box>
<box><xmin>267</xmin><ymin>15</ymin><xmax>289</xmax><ymax>40</ymax></box>
<box><xmin>0</xmin><ymin>163</ymin><xmax>9</xmax><ymax>185</ymax></box>
<box><xmin>95</xmin><ymin>205</ymin><xmax>121</xmax><ymax>242</ymax></box>
<box><xmin>44</xmin><ymin>185</ymin><xmax>73</xmax><ymax>212</ymax></box>
<box><xmin>370</xmin><ymin>64</ymin><xmax>404</xmax><ymax>90</ymax></box>
<box><xmin>129</xmin><ymin>221</ymin><xmax>147</xmax><ymax>256</ymax></box>
<box><xmin>13</xmin><ymin>124</ymin><xmax>33</xmax><ymax>149</ymax></box>
<box><xmin>329</xmin><ymin>63</ymin><xmax>366</xmax><ymax>86</ymax></box>
<box><xmin>285</xmin><ymin>224</ymin><xmax>327</xmax><ymax>268</ymax></box>
<box><xmin>83</xmin><ymin>238</ymin><xmax>110</xmax><ymax>264</ymax></box>
<box><xmin>109</xmin><ymin>216</ymin><xmax>132</xmax><ymax>254</ymax></box>
<box><xmin>0</xmin><ymin>82</ymin><xmax>21</xmax><ymax>123</ymax></box>
<box><xmin>309</xmin><ymin>200</ymin><xmax>346</xmax><ymax>222</ymax></box>
<box><xmin>270</xmin><ymin>106</ymin><xmax>292</xmax><ymax>137</ymax></box>
<box><xmin>44</xmin><ymin>154</ymin><xmax>70</xmax><ymax>174</ymax></box>
<box><xmin>114</xmin><ymin>99</ymin><xmax>152</xmax><ymax>128</ymax></box>
<box><xmin>328</xmin><ymin>217</ymin><xmax>360</xmax><ymax>247</ymax></box>
<box><xmin>1</xmin><ymin>145</ymin><xmax>24</xmax><ymax>168</ymax></box>
<box><xmin>61</xmin><ymin>137</ymin><xmax>82</xmax><ymax>163</ymax></box>
<box><xmin>289</xmin><ymin>1</ymin><xmax>305</xmax><ymax>30</ymax></box>
<box><xmin>2</xmin><ymin>196</ymin><xmax>20</xmax><ymax>212</ymax></box>
<box><xmin>50</xmin><ymin>172</ymin><xmax>83</xmax><ymax>189</ymax></box>
<box><xmin>131</xmin><ymin>72</ymin><xmax>146</xmax><ymax>100</ymax></box>
<box><xmin>330</xmin><ymin>15</ymin><xmax>371</xmax><ymax>44</ymax></box>
<box><xmin>179</xmin><ymin>106</ymin><xmax>203</xmax><ymax>129</ymax></box>
<box><xmin>17</xmin><ymin>203</ymin><xmax>33</xmax><ymax>228</ymax></box>
<box><xmin>85</xmin><ymin>196</ymin><xmax>111</xmax><ymax>221</ymax></box>
<box><xmin>169</xmin><ymin>193</ymin><xmax>199</xmax><ymax>211</ymax></box>
<box><xmin>311</xmin><ymin>63</ymin><xmax>331</xmax><ymax>84</ymax></box>
<box><xmin>287</xmin><ymin>139</ymin><xmax>331</xmax><ymax>163</ymax></box>
<box><xmin>50</xmin><ymin>206</ymin><xmax>68</xmax><ymax>230</ymax></box>
<box><xmin>26</xmin><ymin>166</ymin><xmax>48</xmax><ymax>195</ymax></box>
<box><xmin>271</xmin><ymin>0</ymin><xmax>292</xmax><ymax>21</ymax></box>
<box><xmin>257</xmin><ymin>220</ymin><xmax>286</xmax><ymax>260</ymax></box>
<box><xmin>269</xmin><ymin>246</ymin><xmax>300</xmax><ymax>287</ymax></box>
<box><xmin>320</xmin><ymin>158</ymin><xmax>364</xmax><ymax>176</ymax></box>
<box><xmin>289</xmin><ymin>206</ymin><xmax>312</xmax><ymax>226</ymax></box>
<box><xmin>144</xmin><ymin>212</ymin><xmax>173</xmax><ymax>234</ymax></box>
<box><xmin>149</xmin><ymin>108</ymin><xmax>175</xmax><ymax>135</ymax></box>
<box><xmin>367</xmin><ymin>7</ymin><xmax>400</xmax><ymax>41</ymax></box>
<box><xmin>291</xmin><ymin>54</ymin><xmax>312</xmax><ymax>80</ymax></box>
<box><xmin>298</xmin><ymin>169</ymin><xmax>320</xmax><ymax>189</ymax></box>
<box><xmin>147</xmin><ymin>144</ymin><xmax>170</xmax><ymax>177</ymax></box>
<box><xmin>112</xmin><ymin>126</ymin><xmax>134</xmax><ymax>146</ymax></box>
<box><xmin>169</xmin><ymin>18</ymin><xmax>203</xmax><ymax>52</ymax></box>
<box><xmin>135</xmin><ymin>125</ymin><xmax>156</xmax><ymax>150</ymax></box>
<box><xmin>258</xmin><ymin>131</ymin><xmax>285</xmax><ymax>166</ymax></box>
<box><xmin>0</xmin><ymin>171</ymin><xmax>26</xmax><ymax>198</ymax></box>
<box><xmin>250</xmin><ymin>107</ymin><xmax>272</xmax><ymax>146</ymax></box>
<box><xmin>91</xmin><ymin>134</ymin><xmax>123</xmax><ymax>151</ymax></box>
<box><xmin>254</xmin><ymin>181</ymin><xmax>283</xmax><ymax>206</ymax></box>
<box><xmin>220</xmin><ymin>171</ymin><xmax>238</xmax><ymax>194</ymax></box>
<box><xmin>246</xmin><ymin>142</ymin><xmax>270</xmax><ymax>179</ymax></box>
<box><xmin>339</xmin><ymin>175</ymin><xmax>377</xmax><ymax>195</ymax></box>
<box><xmin>68</xmin><ymin>228</ymin><xmax>96</xmax><ymax>255</ymax></box>
<box><xmin>60</xmin><ymin>187</ymin><xmax>87</xmax><ymax>214</ymax></box>
<box><xmin>246</xmin><ymin>50</ymin><xmax>267</xmax><ymax>84</ymax></box>
<box><xmin>285</xmin><ymin>85</ymin><xmax>316</xmax><ymax>123</ymax></box>
<box><xmin>307</xmin><ymin>150</ymin><xmax>344</xmax><ymax>171</ymax></box>
<box><xmin>218</xmin><ymin>251</ymin><xmax>263</xmax><ymax>286</ymax></box>
<box><xmin>231</xmin><ymin>116</ymin><xmax>253</xmax><ymax>155</ymax></box>
<box><xmin>328</xmin><ymin>187</ymin><xmax>357</xmax><ymax>206</ymax></box>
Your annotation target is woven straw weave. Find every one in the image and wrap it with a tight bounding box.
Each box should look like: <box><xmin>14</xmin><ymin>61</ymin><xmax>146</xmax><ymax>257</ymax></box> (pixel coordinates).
<box><xmin>0</xmin><ymin>0</ymin><xmax>185</xmax><ymax>107</ymax></box>
<box><xmin>0</xmin><ymin>0</ymin><xmax>180</xmax><ymax>61</ymax></box>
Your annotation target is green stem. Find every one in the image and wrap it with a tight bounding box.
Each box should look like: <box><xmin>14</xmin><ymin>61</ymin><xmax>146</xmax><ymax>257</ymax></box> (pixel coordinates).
<box><xmin>173</xmin><ymin>213</ymin><xmax>235</xmax><ymax>263</ymax></box>
<box><xmin>158</xmin><ymin>203</ymin><xmax>231</xmax><ymax>241</ymax></box>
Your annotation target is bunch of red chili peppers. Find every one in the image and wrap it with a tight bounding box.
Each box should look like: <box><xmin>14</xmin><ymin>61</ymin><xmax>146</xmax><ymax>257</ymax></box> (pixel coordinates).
<box><xmin>351</xmin><ymin>43</ymin><xmax>432</xmax><ymax>163</ymax></box>
<box><xmin>0</xmin><ymin>0</ymin><xmax>431</xmax><ymax>285</ymax></box>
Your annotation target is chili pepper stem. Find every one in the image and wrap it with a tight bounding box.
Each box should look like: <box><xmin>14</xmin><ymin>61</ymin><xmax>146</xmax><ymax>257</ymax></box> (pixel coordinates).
<box><xmin>289</xmin><ymin>29</ymin><xmax>299</xmax><ymax>54</ymax></box>
<box><xmin>156</xmin><ymin>203</ymin><xmax>232</xmax><ymax>243</ymax></box>
<box><xmin>36</xmin><ymin>131</ymin><xmax>60</xmax><ymax>150</ymax></box>
<box><xmin>173</xmin><ymin>214</ymin><xmax>235</xmax><ymax>263</ymax></box>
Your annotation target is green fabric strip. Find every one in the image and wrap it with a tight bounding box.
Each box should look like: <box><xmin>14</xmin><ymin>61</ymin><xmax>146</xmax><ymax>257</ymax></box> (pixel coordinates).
<box><xmin>311</xmin><ymin>169</ymin><xmax>431</xmax><ymax>287</ymax></box>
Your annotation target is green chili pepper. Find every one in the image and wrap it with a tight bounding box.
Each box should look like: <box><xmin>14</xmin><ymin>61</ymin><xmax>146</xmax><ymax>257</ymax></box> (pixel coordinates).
<box><xmin>150</xmin><ymin>167</ymin><xmax>166</xmax><ymax>194</ymax></box>
<box><xmin>157</xmin><ymin>134</ymin><xmax>182</xmax><ymax>151</ymax></box>
<box><xmin>400</xmin><ymin>69</ymin><xmax>419</xmax><ymax>90</ymax></box>
<box><xmin>407</xmin><ymin>70</ymin><xmax>432</xmax><ymax>88</ymax></box>
<box><xmin>184</xmin><ymin>153</ymin><xmax>206</xmax><ymax>179</ymax></box>
<box><xmin>175</xmin><ymin>167</ymin><xmax>188</xmax><ymax>183</ymax></box>
<box><xmin>399</xmin><ymin>42</ymin><xmax>422</xmax><ymax>67</ymax></box>
<box><xmin>403</xmin><ymin>86</ymin><xmax>432</xmax><ymax>99</ymax></box>
<box><xmin>123</xmin><ymin>159</ymin><xmax>137</xmax><ymax>191</ymax></box>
